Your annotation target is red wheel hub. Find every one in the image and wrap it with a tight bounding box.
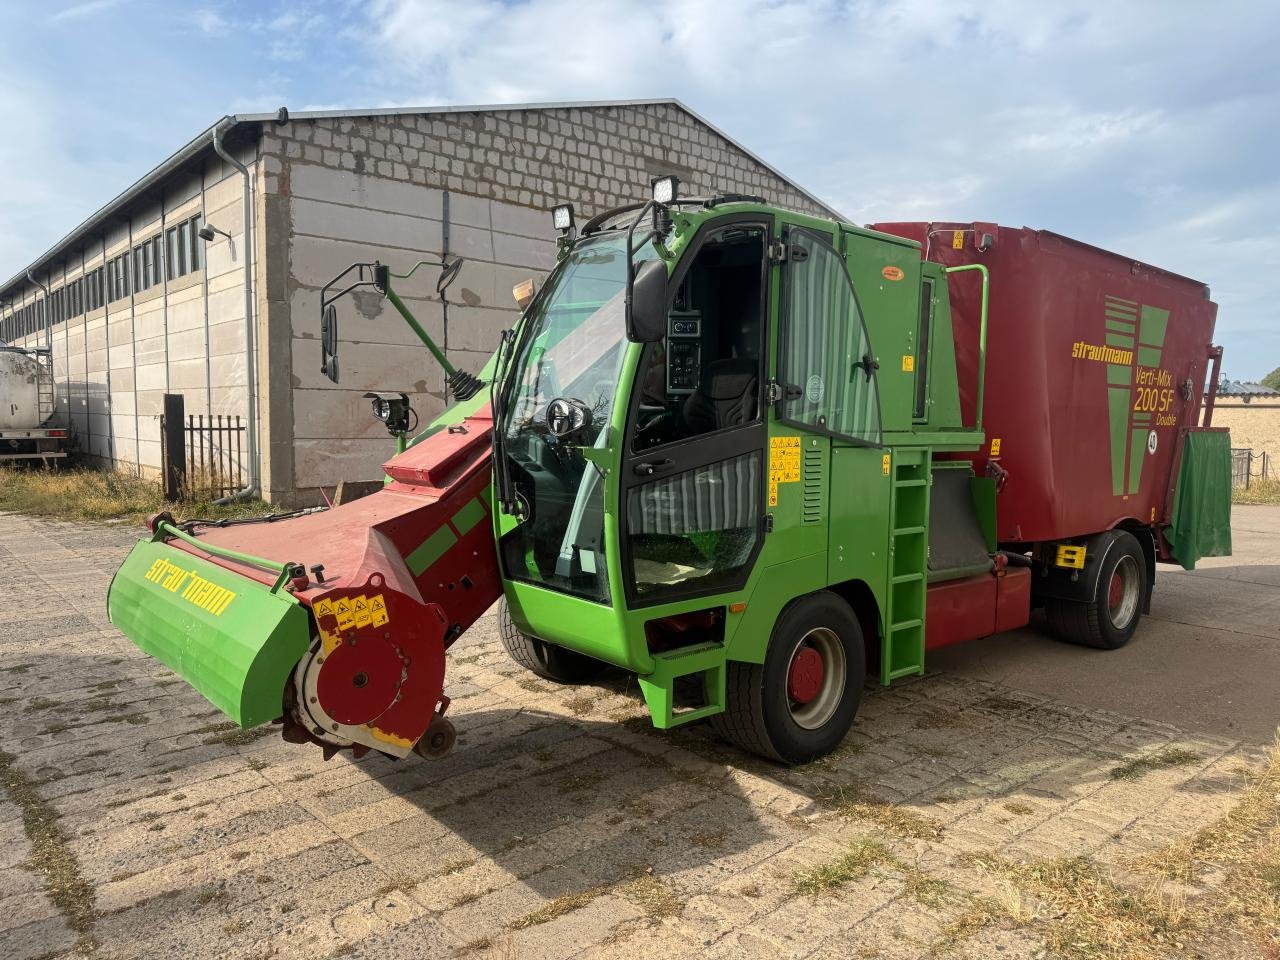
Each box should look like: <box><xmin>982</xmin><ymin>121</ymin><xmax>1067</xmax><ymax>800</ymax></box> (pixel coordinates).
<box><xmin>315</xmin><ymin>638</ymin><xmax>403</xmax><ymax>725</ymax></box>
<box><xmin>787</xmin><ymin>646</ymin><xmax>824</xmax><ymax>704</ymax></box>
<box><xmin>1107</xmin><ymin>571</ymin><xmax>1125</xmax><ymax>610</ymax></box>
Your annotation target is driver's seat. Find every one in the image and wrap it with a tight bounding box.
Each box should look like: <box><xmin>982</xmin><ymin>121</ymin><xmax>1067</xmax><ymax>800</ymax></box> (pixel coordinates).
<box><xmin>679</xmin><ymin>358</ymin><xmax>758</xmax><ymax>435</ymax></box>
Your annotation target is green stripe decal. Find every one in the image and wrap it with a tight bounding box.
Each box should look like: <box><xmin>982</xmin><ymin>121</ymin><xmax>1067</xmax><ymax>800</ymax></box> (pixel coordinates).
<box><xmin>1138</xmin><ymin>305</ymin><xmax>1169</xmax><ymax>350</ymax></box>
<box><xmin>1107</xmin><ymin>365</ymin><xmax>1132</xmax><ymax>385</ymax></box>
<box><xmin>1137</xmin><ymin>346</ymin><xmax>1163</xmax><ymax>367</ymax></box>
<box><xmin>451</xmin><ymin>496</ymin><xmax>487</xmax><ymax>535</ymax></box>
<box><xmin>1106</xmin><ymin>295</ymin><xmax>1139</xmax><ymax>307</ymax></box>
<box><xmin>1108</xmin><ymin>386</ymin><xmax>1130</xmax><ymax>495</ymax></box>
<box><xmin>1128</xmin><ymin>427</ymin><xmax>1148</xmax><ymax>494</ymax></box>
<box><xmin>407</xmin><ymin>525</ymin><xmax>457</xmax><ymax>576</ymax></box>
<box><xmin>1106</xmin><ymin>308</ymin><xmax>1138</xmax><ymax>321</ymax></box>
<box><xmin>1106</xmin><ymin>332</ymin><xmax>1135</xmax><ymax>348</ymax></box>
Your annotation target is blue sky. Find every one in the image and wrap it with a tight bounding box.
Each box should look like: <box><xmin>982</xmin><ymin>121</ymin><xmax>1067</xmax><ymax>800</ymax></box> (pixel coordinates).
<box><xmin>2</xmin><ymin>0</ymin><xmax>1277</xmax><ymax>378</ymax></box>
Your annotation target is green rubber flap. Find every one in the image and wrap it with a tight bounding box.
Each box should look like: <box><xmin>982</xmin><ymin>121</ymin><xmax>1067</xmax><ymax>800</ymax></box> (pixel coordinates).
<box><xmin>108</xmin><ymin>539</ymin><xmax>311</xmax><ymax>728</ymax></box>
<box><xmin>1168</xmin><ymin>429</ymin><xmax>1233</xmax><ymax>570</ymax></box>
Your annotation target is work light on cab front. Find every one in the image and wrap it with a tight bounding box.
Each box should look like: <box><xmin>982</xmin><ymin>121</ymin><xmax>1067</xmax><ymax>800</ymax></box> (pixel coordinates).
<box><xmin>552</xmin><ymin>203</ymin><xmax>574</xmax><ymax>233</ymax></box>
<box><xmin>651</xmin><ymin>175</ymin><xmax>678</xmax><ymax>204</ymax></box>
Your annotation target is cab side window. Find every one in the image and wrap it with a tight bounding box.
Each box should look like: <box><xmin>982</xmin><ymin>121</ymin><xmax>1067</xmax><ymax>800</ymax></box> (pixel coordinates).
<box><xmin>778</xmin><ymin>229</ymin><xmax>881</xmax><ymax>444</ymax></box>
<box><xmin>632</xmin><ymin>225</ymin><xmax>766</xmax><ymax>452</ymax></box>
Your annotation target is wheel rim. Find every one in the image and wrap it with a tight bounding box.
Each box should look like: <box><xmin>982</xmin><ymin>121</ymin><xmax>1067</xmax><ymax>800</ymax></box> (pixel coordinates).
<box><xmin>785</xmin><ymin>627</ymin><xmax>846</xmax><ymax>730</ymax></box>
<box><xmin>1106</xmin><ymin>555</ymin><xmax>1141</xmax><ymax>629</ymax></box>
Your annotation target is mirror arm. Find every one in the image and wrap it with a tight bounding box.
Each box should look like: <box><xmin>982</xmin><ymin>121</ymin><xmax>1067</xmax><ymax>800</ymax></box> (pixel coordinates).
<box><xmin>624</xmin><ymin>199</ymin><xmax>658</xmax><ymax>323</ymax></box>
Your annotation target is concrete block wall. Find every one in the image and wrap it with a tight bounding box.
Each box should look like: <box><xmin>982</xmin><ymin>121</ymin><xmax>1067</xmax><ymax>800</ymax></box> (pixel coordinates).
<box><xmin>260</xmin><ymin>102</ymin><xmax>836</xmax><ymax>502</ymax></box>
<box><xmin>1</xmin><ymin>143</ymin><xmax>258</xmax><ymax>481</ymax></box>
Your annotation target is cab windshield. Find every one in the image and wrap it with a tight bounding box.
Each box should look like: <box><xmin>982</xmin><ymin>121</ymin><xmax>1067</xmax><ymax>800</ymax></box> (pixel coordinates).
<box><xmin>498</xmin><ymin>232</ymin><xmax>657</xmax><ymax>603</ymax></box>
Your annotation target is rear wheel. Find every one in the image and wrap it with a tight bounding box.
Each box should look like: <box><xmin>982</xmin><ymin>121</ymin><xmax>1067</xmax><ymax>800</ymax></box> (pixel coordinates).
<box><xmin>712</xmin><ymin>591</ymin><xmax>865</xmax><ymax>764</ymax></box>
<box><xmin>497</xmin><ymin>597</ymin><xmax>606</xmax><ymax>684</ymax></box>
<box><xmin>1046</xmin><ymin>530</ymin><xmax>1147</xmax><ymax>649</ymax></box>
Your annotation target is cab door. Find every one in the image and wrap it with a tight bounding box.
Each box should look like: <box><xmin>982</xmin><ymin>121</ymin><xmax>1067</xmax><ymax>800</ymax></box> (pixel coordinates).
<box><xmin>619</xmin><ymin>215</ymin><xmax>773</xmax><ymax>609</ymax></box>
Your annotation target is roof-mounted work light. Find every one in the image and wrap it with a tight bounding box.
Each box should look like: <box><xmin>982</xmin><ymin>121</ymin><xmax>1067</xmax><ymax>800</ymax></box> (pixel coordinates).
<box><xmin>552</xmin><ymin>203</ymin><xmax>575</xmax><ymax>233</ymax></box>
<box><xmin>651</xmin><ymin>175</ymin><xmax>679</xmax><ymax>205</ymax></box>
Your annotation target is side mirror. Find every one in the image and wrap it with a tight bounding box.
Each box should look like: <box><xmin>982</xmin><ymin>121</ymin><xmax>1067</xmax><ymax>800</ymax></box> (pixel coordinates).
<box><xmin>627</xmin><ymin>259</ymin><xmax>668</xmax><ymax>343</ymax></box>
<box><xmin>437</xmin><ymin>257</ymin><xmax>465</xmax><ymax>296</ymax></box>
<box><xmin>321</xmin><ymin>303</ymin><xmax>339</xmax><ymax>382</ymax></box>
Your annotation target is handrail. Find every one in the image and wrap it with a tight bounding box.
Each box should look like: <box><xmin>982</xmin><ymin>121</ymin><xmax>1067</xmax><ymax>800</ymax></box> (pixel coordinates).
<box><xmin>943</xmin><ymin>263</ymin><xmax>990</xmax><ymax>432</ymax></box>
<box><xmin>154</xmin><ymin>520</ymin><xmax>300</xmax><ymax>594</ymax></box>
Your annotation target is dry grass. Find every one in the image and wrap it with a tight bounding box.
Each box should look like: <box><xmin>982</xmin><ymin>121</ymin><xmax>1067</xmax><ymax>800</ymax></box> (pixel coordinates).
<box><xmin>1136</xmin><ymin>737</ymin><xmax>1280</xmax><ymax>957</ymax></box>
<box><xmin>793</xmin><ymin>837</ymin><xmax>891</xmax><ymax>896</ymax></box>
<box><xmin>1233</xmin><ymin>476</ymin><xmax>1280</xmax><ymax>505</ymax></box>
<box><xmin>1110</xmin><ymin>747</ymin><xmax>1201</xmax><ymax>781</ymax></box>
<box><xmin>0</xmin><ymin>750</ymin><xmax>98</xmax><ymax>953</ymax></box>
<box><xmin>0</xmin><ymin>464</ymin><xmax>272</xmax><ymax>523</ymax></box>
<box><xmin>971</xmin><ymin>852</ymin><xmax>1192</xmax><ymax>960</ymax></box>
<box><xmin>822</xmin><ymin>784</ymin><xmax>945</xmax><ymax>840</ymax></box>
<box><xmin>508</xmin><ymin>884</ymin><xmax>611</xmax><ymax>929</ymax></box>
<box><xmin>620</xmin><ymin>874</ymin><xmax>684</xmax><ymax>918</ymax></box>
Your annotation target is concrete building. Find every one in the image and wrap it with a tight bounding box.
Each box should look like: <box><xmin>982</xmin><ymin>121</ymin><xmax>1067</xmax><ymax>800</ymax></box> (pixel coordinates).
<box><xmin>1215</xmin><ymin>380</ymin><xmax>1280</xmax><ymax>473</ymax></box>
<box><xmin>0</xmin><ymin>99</ymin><xmax>838</xmax><ymax>503</ymax></box>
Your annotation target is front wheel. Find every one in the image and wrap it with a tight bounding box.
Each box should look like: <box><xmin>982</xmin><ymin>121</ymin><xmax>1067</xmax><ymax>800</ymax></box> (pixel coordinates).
<box><xmin>497</xmin><ymin>598</ymin><xmax>606</xmax><ymax>684</ymax></box>
<box><xmin>712</xmin><ymin>591</ymin><xmax>865</xmax><ymax>764</ymax></box>
<box><xmin>1046</xmin><ymin>530</ymin><xmax>1147</xmax><ymax>649</ymax></box>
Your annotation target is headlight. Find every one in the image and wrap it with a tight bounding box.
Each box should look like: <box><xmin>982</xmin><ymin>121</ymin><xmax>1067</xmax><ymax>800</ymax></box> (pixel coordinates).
<box><xmin>552</xmin><ymin>203</ymin><xmax>575</xmax><ymax>232</ymax></box>
<box><xmin>651</xmin><ymin>175</ymin><xmax>678</xmax><ymax>204</ymax></box>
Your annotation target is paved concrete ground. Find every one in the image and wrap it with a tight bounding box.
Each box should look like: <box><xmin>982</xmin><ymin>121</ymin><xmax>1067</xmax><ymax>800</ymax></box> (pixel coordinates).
<box><xmin>0</xmin><ymin>507</ymin><xmax>1275</xmax><ymax>960</ymax></box>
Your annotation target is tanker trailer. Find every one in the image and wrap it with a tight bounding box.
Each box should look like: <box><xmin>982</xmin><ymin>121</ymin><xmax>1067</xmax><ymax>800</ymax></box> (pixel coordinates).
<box><xmin>0</xmin><ymin>344</ymin><xmax>67</xmax><ymax>463</ymax></box>
<box><xmin>107</xmin><ymin>180</ymin><xmax>1232</xmax><ymax>765</ymax></box>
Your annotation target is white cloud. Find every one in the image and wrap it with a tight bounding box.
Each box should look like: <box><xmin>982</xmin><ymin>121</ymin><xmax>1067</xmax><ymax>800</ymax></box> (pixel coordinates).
<box><xmin>192</xmin><ymin>8</ymin><xmax>230</xmax><ymax>37</ymax></box>
<box><xmin>51</xmin><ymin>0</ymin><xmax>125</xmax><ymax>22</ymax></box>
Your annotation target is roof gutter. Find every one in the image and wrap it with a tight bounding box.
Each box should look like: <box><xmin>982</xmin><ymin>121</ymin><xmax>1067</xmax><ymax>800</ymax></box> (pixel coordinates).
<box><xmin>25</xmin><ymin>268</ymin><xmax>51</xmax><ymax>353</ymax></box>
<box><xmin>210</xmin><ymin>122</ymin><xmax>260</xmax><ymax>503</ymax></box>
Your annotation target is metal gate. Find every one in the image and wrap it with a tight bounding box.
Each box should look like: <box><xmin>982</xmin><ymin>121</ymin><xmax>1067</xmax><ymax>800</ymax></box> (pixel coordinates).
<box><xmin>1231</xmin><ymin>448</ymin><xmax>1270</xmax><ymax>489</ymax></box>
<box><xmin>160</xmin><ymin>392</ymin><xmax>246</xmax><ymax>501</ymax></box>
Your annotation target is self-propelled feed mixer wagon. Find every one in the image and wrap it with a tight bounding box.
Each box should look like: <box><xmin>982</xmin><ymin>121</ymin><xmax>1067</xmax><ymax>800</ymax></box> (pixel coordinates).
<box><xmin>107</xmin><ymin>181</ymin><xmax>1232</xmax><ymax>765</ymax></box>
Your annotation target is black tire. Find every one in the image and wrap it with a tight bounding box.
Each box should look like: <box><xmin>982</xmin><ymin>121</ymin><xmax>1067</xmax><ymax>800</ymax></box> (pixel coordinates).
<box><xmin>711</xmin><ymin>591</ymin><xmax>865</xmax><ymax>764</ymax></box>
<box><xmin>497</xmin><ymin>598</ymin><xmax>606</xmax><ymax>684</ymax></box>
<box><xmin>1045</xmin><ymin>530</ymin><xmax>1147</xmax><ymax>650</ymax></box>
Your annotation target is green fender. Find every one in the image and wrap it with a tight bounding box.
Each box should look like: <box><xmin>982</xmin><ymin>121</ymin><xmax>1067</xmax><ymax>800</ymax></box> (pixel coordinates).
<box><xmin>107</xmin><ymin>539</ymin><xmax>312</xmax><ymax>728</ymax></box>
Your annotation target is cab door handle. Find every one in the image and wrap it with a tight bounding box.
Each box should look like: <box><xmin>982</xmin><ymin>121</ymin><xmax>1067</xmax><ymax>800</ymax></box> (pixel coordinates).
<box><xmin>634</xmin><ymin>459</ymin><xmax>673</xmax><ymax>476</ymax></box>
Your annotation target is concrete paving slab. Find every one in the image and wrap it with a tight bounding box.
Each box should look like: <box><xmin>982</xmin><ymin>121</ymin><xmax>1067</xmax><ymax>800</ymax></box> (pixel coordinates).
<box><xmin>0</xmin><ymin>507</ymin><xmax>1275</xmax><ymax>960</ymax></box>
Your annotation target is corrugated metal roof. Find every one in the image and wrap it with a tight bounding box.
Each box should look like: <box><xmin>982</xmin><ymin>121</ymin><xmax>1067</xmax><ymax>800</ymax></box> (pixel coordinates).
<box><xmin>1</xmin><ymin>98</ymin><xmax>840</xmax><ymax>298</ymax></box>
<box><xmin>1219</xmin><ymin>380</ymin><xmax>1280</xmax><ymax>397</ymax></box>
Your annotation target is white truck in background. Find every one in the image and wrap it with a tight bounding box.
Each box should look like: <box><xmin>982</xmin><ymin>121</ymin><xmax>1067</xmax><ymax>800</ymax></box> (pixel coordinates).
<box><xmin>0</xmin><ymin>344</ymin><xmax>66</xmax><ymax>463</ymax></box>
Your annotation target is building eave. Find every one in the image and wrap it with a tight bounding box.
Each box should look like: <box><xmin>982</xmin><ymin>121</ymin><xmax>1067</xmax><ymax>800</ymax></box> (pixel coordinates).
<box><xmin>3</xmin><ymin>97</ymin><xmax>845</xmax><ymax>301</ymax></box>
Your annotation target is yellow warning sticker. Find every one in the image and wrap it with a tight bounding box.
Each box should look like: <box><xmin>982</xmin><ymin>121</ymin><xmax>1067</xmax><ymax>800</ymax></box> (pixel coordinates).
<box><xmin>902</xmin><ymin>354</ymin><xmax>914</xmax><ymax>372</ymax></box>
<box><xmin>352</xmin><ymin>595</ymin><xmax>372</xmax><ymax>628</ymax></box>
<box><xmin>313</xmin><ymin>598</ymin><xmax>333</xmax><ymax>620</ymax></box>
<box><xmin>951</xmin><ymin>230</ymin><xmax>964</xmax><ymax>249</ymax></box>
<box><xmin>370</xmin><ymin>594</ymin><xmax>389</xmax><ymax>627</ymax></box>
<box><xmin>990</xmin><ymin>438</ymin><xmax>1002</xmax><ymax>457</ymax></box>
<box><xmin>768</xmin><ymin>482</ymin><xmax>778</xmax><ymax>507</ymax></box>
<box><xmin>334</xmin><ymin>597</ymin><xmax>355</xmax><ymax>631</ymax></box>
<box><xmin>882</xmin><ymin>453</ymin><xmax>891</xmax><ymax>475</ymax></box>
<box><xmin>769</xmin><ymin>435</ymin><xmax>801</xmax><ymax>484</ymax></box>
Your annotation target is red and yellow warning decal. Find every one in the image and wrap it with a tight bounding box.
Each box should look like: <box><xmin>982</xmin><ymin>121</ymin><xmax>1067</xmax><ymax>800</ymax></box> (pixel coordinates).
<box><xmin>313</xmin><ymin>593</ymin><xmax>392</xmax><ymax>652</ymax></box>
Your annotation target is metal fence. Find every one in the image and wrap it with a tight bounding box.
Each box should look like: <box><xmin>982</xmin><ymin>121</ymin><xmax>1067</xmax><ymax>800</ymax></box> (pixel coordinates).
<box><xmin>1231</xmin><ymin>448</ymin><xmax>1270</xmax><ymax>489</ymax></box>
<box><xmin>160</xmin><ymin>393</ymin><xmax>245</xmax><ymax>500</ymax></box>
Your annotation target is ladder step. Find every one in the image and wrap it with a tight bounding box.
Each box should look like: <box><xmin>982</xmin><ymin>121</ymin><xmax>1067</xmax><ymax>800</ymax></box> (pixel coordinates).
<box><xmin>890</xmin><ymin>618</ymin><xmax>922</xmax><ymax>632</ymax></box>
<box><xmin>894</xmin><ymin>479</ymin><xmax>926</xmax><ymax>487</ymax></box>
<box><xmin>891</xmin><ymin>573</ymin><xmax>924</xmax><ymax>584</ymax></box>
<box><xmin>886</xmin><ymin>664</ymin><xmax>923</xmax><ymax>680</ymax></box>
<box><xmin>892</xmin><ymin>526</ymin><xmax>925</xmax><ymax>536</ymax></box>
